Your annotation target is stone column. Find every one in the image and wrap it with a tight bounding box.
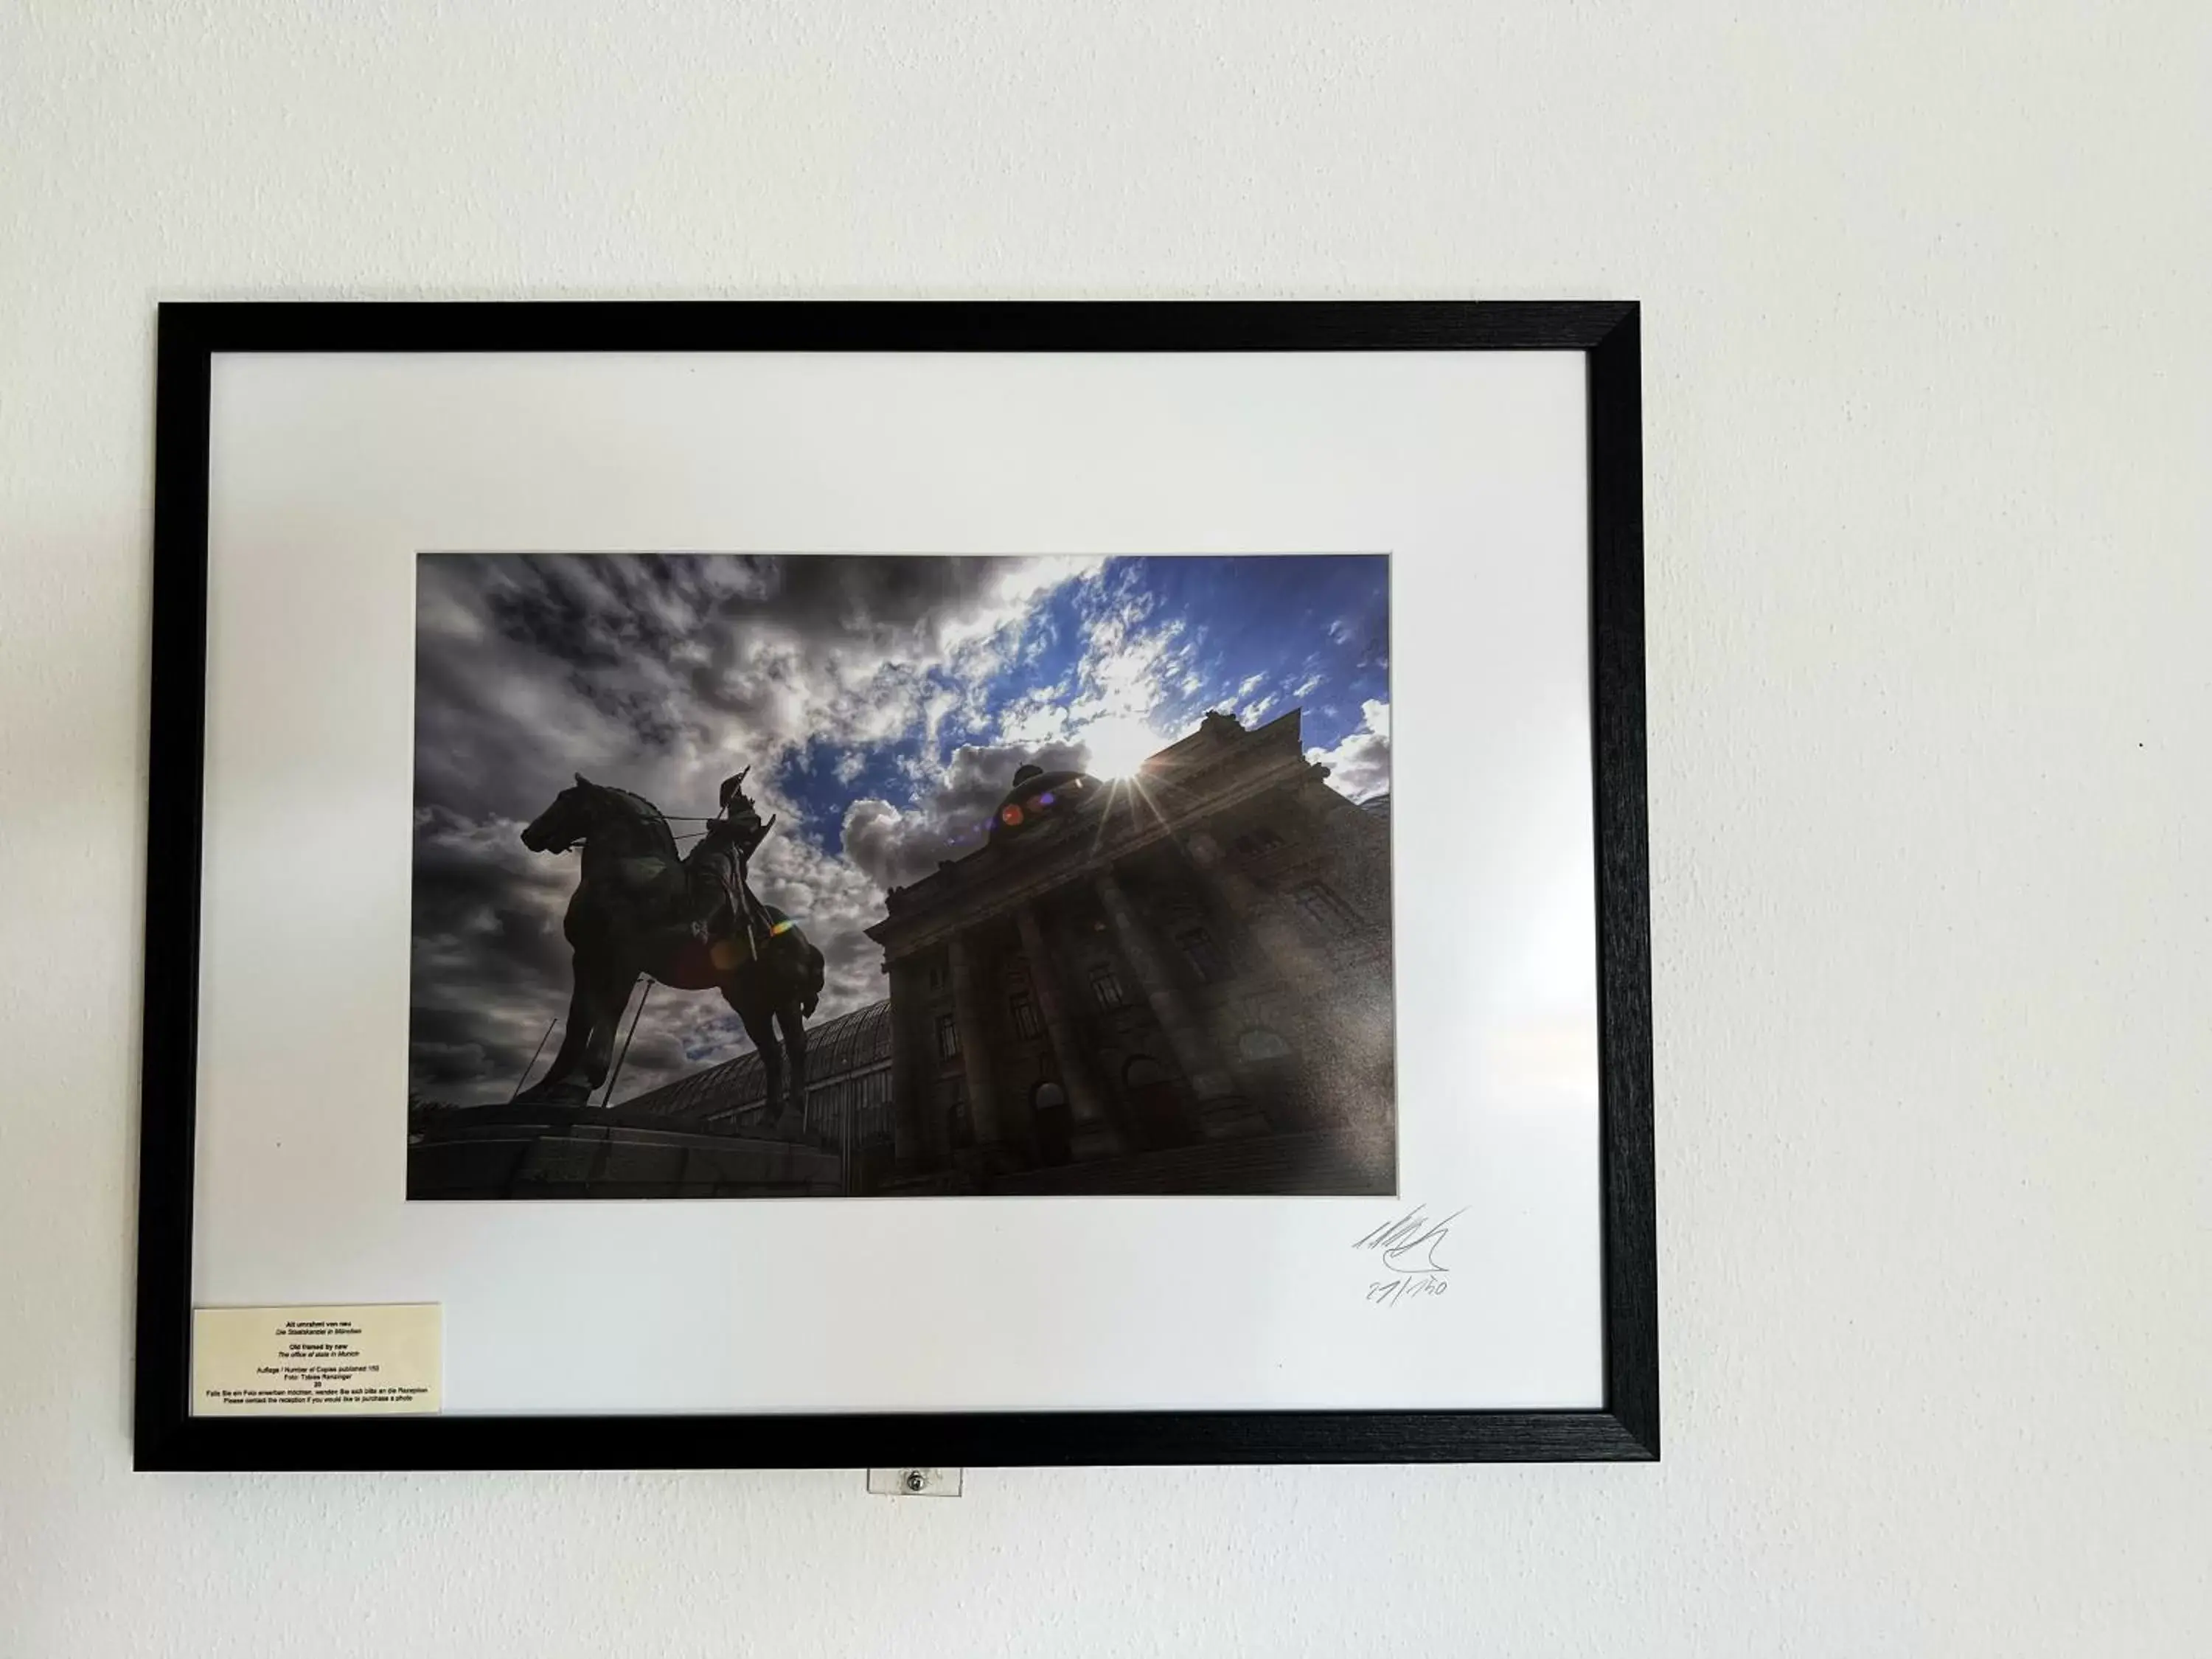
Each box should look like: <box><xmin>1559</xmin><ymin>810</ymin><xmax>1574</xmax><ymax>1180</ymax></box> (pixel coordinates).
<box><xmin>945</xmin><ymin>928</ymin><xmax>1009</xmax><ymax>1158</ymax></box>
<box><xmin>886</xmin><ymin>956</ymin><xmax>929</xmax><ymax>1167</ymax></box>
<box><xmin>1015</xmin><ymin>900</ymin><xmax>1124</xmax><ymax>1159</ymax></box>
<box><xmin>1093</xmin><ymin>867</ymin><xmax>1266</xmax><ymax>1141</ymax></box>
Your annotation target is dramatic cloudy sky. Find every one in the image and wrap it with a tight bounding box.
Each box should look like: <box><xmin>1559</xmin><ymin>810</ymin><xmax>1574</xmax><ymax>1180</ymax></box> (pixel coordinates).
<box><xmin>409</xmin><ymin>552</ymin><xmax>1391</xmax><ymax>1105</ymax></box>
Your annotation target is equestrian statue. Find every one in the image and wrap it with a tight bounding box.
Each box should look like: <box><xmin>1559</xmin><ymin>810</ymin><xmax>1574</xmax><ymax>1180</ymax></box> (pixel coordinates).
<box><xmin>515</xmin><ymin>768</ymin><xmax>826</xmax><ymax>1121</ymax></box>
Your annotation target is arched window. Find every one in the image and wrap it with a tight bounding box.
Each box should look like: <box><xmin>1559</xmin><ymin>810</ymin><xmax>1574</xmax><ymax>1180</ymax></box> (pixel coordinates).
<box><xmin>1031</xmin><ymin>1079</ymin><xmax>1072</xmax><ymax>1166</ymax></box>
<box><xmin>1238</xmin><ymin>1027</ymin><xmax>1293</xmax><ymax>1062</ymax></box>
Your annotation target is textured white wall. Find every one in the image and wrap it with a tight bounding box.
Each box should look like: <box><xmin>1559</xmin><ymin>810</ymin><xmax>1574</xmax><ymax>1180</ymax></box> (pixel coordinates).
<box><xmin>3</xmin><ymin>2</ymin><xmax>2206</xmax><ymax>1653</ymax></box>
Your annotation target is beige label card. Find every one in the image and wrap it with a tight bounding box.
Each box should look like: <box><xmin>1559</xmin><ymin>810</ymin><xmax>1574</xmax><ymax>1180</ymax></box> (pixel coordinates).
<box><xmin>192</xmin><ymin>1304</ymin><xmax>442</xmax><ymax>1416</ymax></box>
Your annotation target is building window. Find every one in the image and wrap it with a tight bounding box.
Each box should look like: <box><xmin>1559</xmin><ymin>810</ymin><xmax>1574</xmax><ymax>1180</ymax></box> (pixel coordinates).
<box><xmin>1088</xmin><ymin>962</ymin><xmax>1126</xmax><ymax>1009</ymax></box>
<box><xmin>1238</xmin><ymin>1026</ymin><xmax>1293</xmax><ymax>1062</ymax></box>
<box><xmin>1234</xmin><ymin>827</ymin><xmax>1285</xmax><ymax>855</ymax></box>
<box><xmin>1174</xmin><ymin>925</ymin><xmax>1230</xmax><ymax>984</ymax></box>
<box><xmin>934</xmin><ymin>1012</ymin><xmax>959</xmax><ymax>1059</ymax></box>
<box><xmin>1009</xmin><ymin>993</ymin><xmax>1043</xmax><ymax>1038</ymax></box>
<box><xmin>925</xmin><ymin>960</ymin><xmax>948</xmax><ymax>992</ymax></box>
<box><xmin>1288</xmin><ymin>880</ymin><xmax>1360</xmax><ymax>935</ymax></box>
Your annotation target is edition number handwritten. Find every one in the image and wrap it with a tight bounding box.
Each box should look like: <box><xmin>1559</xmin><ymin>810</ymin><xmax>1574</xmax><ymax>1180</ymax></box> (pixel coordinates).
<box><xmin>1352</xmin><ymin>1205</ymin><xmax>1464</xmax><ymax>1307</ymax></box>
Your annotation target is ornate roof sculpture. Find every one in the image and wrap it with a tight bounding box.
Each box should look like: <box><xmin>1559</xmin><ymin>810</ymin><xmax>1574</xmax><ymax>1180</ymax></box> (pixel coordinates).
<box><xmin>986</xmin><ymin>762</ymin><xmax>1105</xmax><ymax>844</ymax></box>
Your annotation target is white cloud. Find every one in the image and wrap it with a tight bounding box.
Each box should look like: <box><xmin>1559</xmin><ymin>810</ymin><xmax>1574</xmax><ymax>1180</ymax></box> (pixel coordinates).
<box><xmin>1307</xmin><ymin>698</ymin><xmax>1391</xmax><ymax>801</ymax></box>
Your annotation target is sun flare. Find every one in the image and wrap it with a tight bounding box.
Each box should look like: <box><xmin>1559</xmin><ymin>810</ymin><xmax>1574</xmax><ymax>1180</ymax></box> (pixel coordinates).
<box><xmin>1079</xmin><ymin>715</ymin><xmax>1168</xmax><ymax>779</ymax></box>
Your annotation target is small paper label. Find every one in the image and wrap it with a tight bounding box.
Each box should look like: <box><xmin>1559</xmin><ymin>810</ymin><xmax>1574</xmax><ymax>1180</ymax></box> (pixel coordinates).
<box><xmin>191</xmin><ymin>1304</ymin><xmax>441</xmax><ymax>1416</ymax></box>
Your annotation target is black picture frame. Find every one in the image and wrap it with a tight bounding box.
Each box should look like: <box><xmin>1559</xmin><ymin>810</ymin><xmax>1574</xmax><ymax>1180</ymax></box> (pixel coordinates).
<box><xmin>135</xmin><ymin>300</ymin><xmax>1655</xmax><ymax>1470</ymax></box>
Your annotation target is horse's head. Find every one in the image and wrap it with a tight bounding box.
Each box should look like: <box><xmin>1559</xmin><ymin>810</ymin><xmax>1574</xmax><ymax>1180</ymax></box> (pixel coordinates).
<box><xmin>521</xmin><ymin>773</ymin><xmax>601</xmax><ymax>854</ymax></box>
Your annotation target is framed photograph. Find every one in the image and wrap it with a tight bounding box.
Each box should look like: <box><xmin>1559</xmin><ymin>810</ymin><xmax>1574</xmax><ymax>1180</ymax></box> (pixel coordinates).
<box><xmin>136</xmin><ymin>301</ymin><xmax>1654</xmax><ymax>1469</ymax></box>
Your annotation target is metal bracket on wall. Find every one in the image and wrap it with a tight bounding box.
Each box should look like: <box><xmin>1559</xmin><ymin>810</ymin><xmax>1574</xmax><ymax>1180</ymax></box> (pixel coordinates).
<box><xmin>866</xmin><ymin>1467</ymin><xmax>962</xmax><ymax>1497</ymax></box>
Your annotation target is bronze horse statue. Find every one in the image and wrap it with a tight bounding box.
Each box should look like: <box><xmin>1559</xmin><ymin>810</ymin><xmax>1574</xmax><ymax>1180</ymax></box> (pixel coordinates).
<box><xmin>515</xmin><ymin>773</ymin><xmax>825</xmax><ymax>1121</ymax></box>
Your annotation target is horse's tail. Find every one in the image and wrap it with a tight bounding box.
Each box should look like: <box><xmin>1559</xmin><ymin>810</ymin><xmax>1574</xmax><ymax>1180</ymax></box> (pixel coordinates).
<box><xmin>760</xmin><ymin>905</ymin><xmax>827</xmax><ymax>1018</ymax></box>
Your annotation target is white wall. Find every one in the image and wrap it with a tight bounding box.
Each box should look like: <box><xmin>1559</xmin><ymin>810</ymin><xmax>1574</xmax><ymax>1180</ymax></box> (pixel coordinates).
<box><xmin>2</xmin><ymin>2</ymin><xmax>2205</xmax><ymax>1653</ymax></box>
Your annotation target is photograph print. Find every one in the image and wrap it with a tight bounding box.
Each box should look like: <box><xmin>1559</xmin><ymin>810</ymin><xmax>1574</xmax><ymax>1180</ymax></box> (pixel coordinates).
<box><xmin>408</xmin><ymin>552</ymin><xmax>1395</xmax><ymax>1200</ymax></box>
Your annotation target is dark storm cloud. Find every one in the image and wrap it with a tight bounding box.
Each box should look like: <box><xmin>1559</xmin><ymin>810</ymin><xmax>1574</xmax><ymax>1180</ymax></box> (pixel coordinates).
<box><xmin>408</xmin><ymin>552</ymin><xmax>1091</xmax><ymax>1104</ymax></box>
<box><xmin>842</xmin><ymin>739</ymin><xmax>1091</xmax><ymax>891</ymax></box>
<box><xmin>411</xmin><ymin>553</ymin><xmax>1076</xmax><ymax>824</ymax></box>
<box><xmin>406</xmin><ymin>807</ymin><xmax>580</xmax><ymax>1096</ymax></box>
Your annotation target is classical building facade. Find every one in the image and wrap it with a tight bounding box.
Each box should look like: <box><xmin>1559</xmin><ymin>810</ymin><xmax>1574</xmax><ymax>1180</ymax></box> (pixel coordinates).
<box><xmin>866</xmin><ymin>707</ymin><xmax>1394</xmax><ymax>1193</ymax></box>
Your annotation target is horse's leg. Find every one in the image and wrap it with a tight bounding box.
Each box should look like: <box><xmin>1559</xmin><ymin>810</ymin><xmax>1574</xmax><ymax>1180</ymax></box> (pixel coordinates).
<box><xmin>579</xmin><ymin>963</ymin><xmax>637</xmax><ymax>1092</ymax></box>
<box><xmin>520</xmin><ymin>973</ymin><xmax>592</xmax><ymax>1101</ymax></box>
<box><xmin>775</xmin><ymin>1001</ymin><xmax>809</xmax><ymax>1123</ymax></box>
<box><xmin>725</xmin><ymin>986</ymin><xmax>783</xmax><ymax>1127</ymax></box>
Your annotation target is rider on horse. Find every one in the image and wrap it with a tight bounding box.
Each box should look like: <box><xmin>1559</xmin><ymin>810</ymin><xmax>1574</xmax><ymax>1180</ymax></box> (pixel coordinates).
<box><xmin>675</xmin><ymin>768</ymin><xmax>777</xmax><ymax>959</ymax></box>
<box><xmin>515</xmin><ymin>765</ymin><xmax>825</xmax><ymax>1111</ymax></box>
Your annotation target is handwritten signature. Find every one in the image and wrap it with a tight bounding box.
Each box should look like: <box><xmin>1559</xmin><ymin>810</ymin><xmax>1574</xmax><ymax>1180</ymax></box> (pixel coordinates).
<box><xmin>1352</xmin><ymin>1205</ymin><xmax>1464</xmax><ymax>1307</ymax></box>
